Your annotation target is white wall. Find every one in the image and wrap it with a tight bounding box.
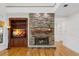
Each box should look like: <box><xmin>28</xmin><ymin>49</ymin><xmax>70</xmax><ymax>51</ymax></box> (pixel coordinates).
<box><xmin>0</xmin><ymin>4</ymin><xmax>7</xmax><ymax>51</ymax></box>
<box><xmin>55</xmin><ymin>16</ymin><xmax>66</xmax><ymax>42</ymax></box>
<box><xmin>55</xmin><ymin>13</ymin><xmax>79</xmax><ymax>53</ymax></box>
<box><xmin>63</xmin><ymin>12</ymin><xmax>79</xmax><ymax>53</ymax></box>
<box><xmin>0</xmin><ymin>16</ymin><xmax>8</xmax><ymax>51</ymax></box>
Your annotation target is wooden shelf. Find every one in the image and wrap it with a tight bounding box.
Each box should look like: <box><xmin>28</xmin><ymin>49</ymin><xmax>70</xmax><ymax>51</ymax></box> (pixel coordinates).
<box><xmin>31</xmin><ymin>28</ymin><xmax>53</xmax><ymax>33</ymax></box>
<box><xmin>11</xmin><ymin>20</ymin><xmax>26</xmax><ymax>29</ymax></box>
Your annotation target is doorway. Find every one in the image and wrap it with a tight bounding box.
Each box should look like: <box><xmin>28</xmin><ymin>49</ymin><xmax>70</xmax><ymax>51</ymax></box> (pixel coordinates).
<box><xmin>8</xmin><ymin>18</ymin><xmax>28</xmax><ymax>48</ymax></box>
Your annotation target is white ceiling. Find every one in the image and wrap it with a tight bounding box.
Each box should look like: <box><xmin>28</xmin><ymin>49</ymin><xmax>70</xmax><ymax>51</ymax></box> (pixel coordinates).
<box><xmin>56</xmin><ymin>3</ymin><xmax>79</xmax><ymax>17</ymax></box>
<box><xmin>5</xmin><ymin>3</ymin><xmax>59</xmax><ymax>13</ymax></box>
<box><xmin>5</xmin><ymin>3</ymin><xmax>56</xmax><ymax>7</ymax></box>
<box><xmin>1</xmin><ymin>3</ymin><xmax>79</xmax><ymax>17</ymax></box>
<box><xmin>0</xmin><ymin>3</ymin><xmax>57</xmax><ymax>15</ymax></box>
<box><xmin>5</xmin><ymin>3</ymin><xmax>79</xmax><ymax>17</ymax></box>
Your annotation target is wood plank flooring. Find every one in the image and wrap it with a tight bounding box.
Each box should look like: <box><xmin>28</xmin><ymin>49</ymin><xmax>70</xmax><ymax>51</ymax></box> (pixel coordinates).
<box><xmin>55</xmin><ymin>41</ymin><xmax>79</xmax><ymax>56</ymax></box>
<box><xmin>0</xmin><ymin>48</ymin><xmax>56</xmax><ymax>56</ymax></box>
<box><xmin>0</xmin><ymin>42</ymin><xmax>79</xmax><ymax>56</ymax></box>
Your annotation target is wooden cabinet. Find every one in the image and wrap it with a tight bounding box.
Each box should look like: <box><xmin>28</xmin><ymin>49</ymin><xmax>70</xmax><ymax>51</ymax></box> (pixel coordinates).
<box><xmin>8</xmin><ymin>18</ymin><xmax>28</xmax><ymax>48</ymax></box>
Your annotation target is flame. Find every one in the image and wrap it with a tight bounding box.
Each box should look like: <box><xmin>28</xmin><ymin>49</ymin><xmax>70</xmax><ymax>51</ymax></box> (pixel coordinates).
<box><xmin>16</xmin><ymin>29</ymin><xmax>19</xmax><ymax>35</ymax></box>
<box><xmin>13</xmin><ymin>29</ymin><xmax>25</xmax><ymax>37</ymax></box>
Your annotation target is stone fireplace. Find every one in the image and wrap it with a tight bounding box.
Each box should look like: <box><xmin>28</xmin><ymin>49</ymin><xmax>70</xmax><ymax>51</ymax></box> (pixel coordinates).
<box><xmin>29</xmin><ymin>31</ymin><xmax>54</xmax><ymax>46</ymax></box>
<box><xmin>29</xmin><ymin>13</ymin><xmax>54</xmax><ymax>47</ymax></box>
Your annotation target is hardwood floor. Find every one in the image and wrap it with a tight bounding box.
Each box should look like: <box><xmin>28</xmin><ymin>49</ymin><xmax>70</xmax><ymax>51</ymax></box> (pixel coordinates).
<box><xmin>55</xmin><ymin>41</ymin><xmax>79</xmax><ymax>56</ymax></box>
<box><xmin>0</xmin><ymin>48</ymin><xmax>56</xmax><ymax>56</ymax></box>
<box><xmin>0</xmin><ymin>42</ymin><xmax>79</xmax><ymax>56</ymax></box>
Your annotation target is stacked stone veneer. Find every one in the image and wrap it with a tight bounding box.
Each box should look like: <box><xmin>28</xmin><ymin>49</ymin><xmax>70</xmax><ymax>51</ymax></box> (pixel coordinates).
<box><xmin>29</xmin><ymin>13</ymin><xmax>54</xmax><ymax>46</ymax></box>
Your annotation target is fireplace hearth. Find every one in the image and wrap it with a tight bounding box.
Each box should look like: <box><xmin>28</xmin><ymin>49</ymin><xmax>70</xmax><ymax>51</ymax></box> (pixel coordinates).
<box><xmin>35</xmin><ymin>37</ymin><xmax>49</xmax><ymax>45</ymax></box>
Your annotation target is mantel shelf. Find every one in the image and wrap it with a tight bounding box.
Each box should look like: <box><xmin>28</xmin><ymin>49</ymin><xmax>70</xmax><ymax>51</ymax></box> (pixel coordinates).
<box><xmin>31</xmin><ymin>28</ymin><xmax>53</xmax><ymax>33</ymax></box>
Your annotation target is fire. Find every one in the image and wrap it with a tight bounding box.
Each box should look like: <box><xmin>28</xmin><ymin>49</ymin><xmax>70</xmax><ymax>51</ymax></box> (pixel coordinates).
<box><xmin>13</xmin><ymin>29</ymin><xmax>26</xmax><ymax>37</ymax></box>
<box><xmin>16</xmin><ymin>29</ymin><xmax>19</xmax><ymax>35</ymax></box>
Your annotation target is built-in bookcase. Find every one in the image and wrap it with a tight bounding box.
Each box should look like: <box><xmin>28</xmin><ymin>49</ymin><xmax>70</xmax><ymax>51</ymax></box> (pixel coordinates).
<box><xmin>8</xmin><ymin>18</ymin><xmax>28</xmax><ymax>48</ymax></box>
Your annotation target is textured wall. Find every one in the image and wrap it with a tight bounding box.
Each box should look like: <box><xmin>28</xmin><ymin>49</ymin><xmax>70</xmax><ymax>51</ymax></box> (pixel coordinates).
<box><xmin>29</xmin><ymin>13</ymin><xmax>54</xmax><ymax>47</ymax></box>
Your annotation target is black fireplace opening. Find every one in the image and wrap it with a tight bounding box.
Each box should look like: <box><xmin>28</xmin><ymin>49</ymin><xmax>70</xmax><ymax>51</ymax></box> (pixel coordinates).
<box><xmin>35</xmin><ymin>37</ymin><xmax>49</xmax><ymax>45</ymax></box>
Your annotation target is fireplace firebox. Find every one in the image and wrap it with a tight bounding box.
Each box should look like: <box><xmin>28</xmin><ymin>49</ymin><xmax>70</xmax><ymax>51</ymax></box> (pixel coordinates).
<box><xmin>35</xmin><ymin>37</ymin><xmax>49</xmax><ymax>45</ymax></box>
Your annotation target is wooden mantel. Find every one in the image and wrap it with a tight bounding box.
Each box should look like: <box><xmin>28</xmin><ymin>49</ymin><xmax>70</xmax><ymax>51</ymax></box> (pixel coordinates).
<box><xmin>31</xmin><ymin>28</ymin><xmax>53</xmax><ymax>33</ymax></box>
